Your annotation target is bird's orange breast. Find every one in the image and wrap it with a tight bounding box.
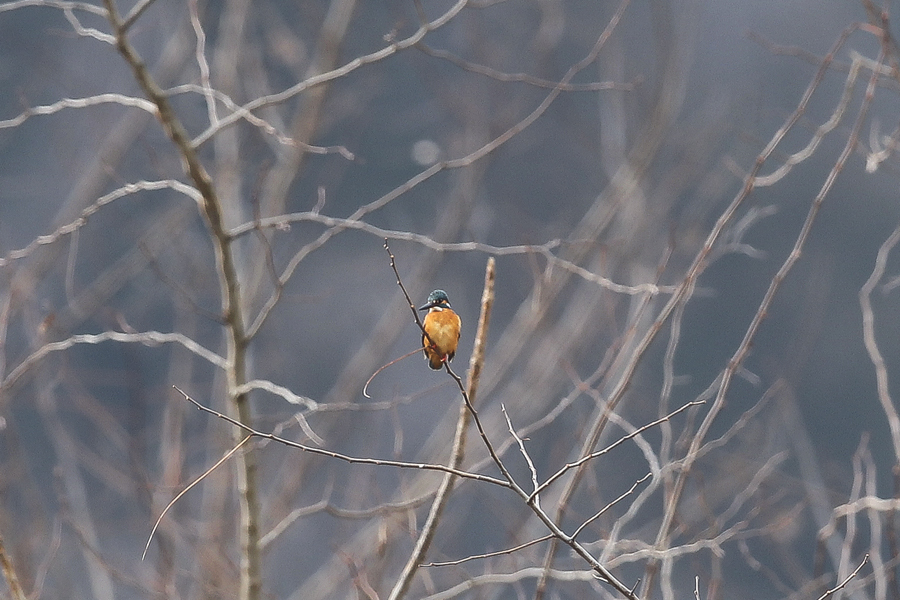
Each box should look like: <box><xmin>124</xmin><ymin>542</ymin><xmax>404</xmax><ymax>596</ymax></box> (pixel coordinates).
<box><xmin>422</xmin><ymin>309</ymin><xmax>461</xmax><ymax>369</ymax></box>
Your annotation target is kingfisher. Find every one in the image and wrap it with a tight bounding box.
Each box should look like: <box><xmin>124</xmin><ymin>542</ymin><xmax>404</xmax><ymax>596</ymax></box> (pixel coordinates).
<box><xmin>419</xmin><ymin>289</ymin><xmax>461</xmax><ymax>370</ymax></box>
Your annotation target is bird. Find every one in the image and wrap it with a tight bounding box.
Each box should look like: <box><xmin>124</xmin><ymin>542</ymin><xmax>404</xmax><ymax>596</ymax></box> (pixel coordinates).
<box><xmin>419</xmin><ymin>289</ymin><xmax>461</xmax><ymax>370</ymax></box>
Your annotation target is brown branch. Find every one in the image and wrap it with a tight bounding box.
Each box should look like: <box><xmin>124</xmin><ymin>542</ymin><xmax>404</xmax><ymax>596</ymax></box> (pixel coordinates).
<box><xmin>102</xmin><ymin>2</ymin><xmax>260</xmax><ymax>597</ymax></box>
<box><xmin>0</xmin><ymin>530</ymin><xmax>26</xmax><ymax>600</ymax></box>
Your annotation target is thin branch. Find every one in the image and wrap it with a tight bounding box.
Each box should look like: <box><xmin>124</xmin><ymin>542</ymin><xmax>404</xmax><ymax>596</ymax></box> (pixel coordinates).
<box><xmin>231</xmin><ymin>213</ymin><xmax>671</xmax><ymax>296</ymax></box>
<box><xmin>143</xmin><ymin>435</ymin><xmax>253</xmax><ymax>560</ymax></box>
<box><xmin>0</xmin><ymin>180</ymin><xmax>200</xmax><ymax>268</ymax></box>
<box><xmin>419</xmin><ymin>567</ymin><xmax>599</xmax><ymax>600</ymax></box>
<box><xmin>62</xmin><ymin>6</ymin><xmax>115</xmax><ymax>43</ymax></box>
<box><xmin>415</xmin><ymin>42</ymin><xmax>640</xmax><ymax>91</ymax></box>
<box><xmin>172</xmin><ymin>386</ymin><xmax>511</xmax><ymax>488</ymax></box>
<box><xmin>571</xmin><ymin>473</ymin><xmax>652</xmax><ymax>541</ymax></box>
<box><xmin>2</xmin><ymin>331</ymin><xmax>225</xmax><ymax>393</ymax></box>
<box><xmin>261</xmin><ymin>485</ymin><xmax>436</xmax><ymax>549</ymax></box>
<box><xmin>190</xmin><ymin>0</ymin><xmax>470</xmax><ymax>147</ymax></box>
<box><xmin>159</xmin><ymin>84</ymin><xmax>355</xmax><ymax>158</ymax></box>
<box><xmin>0</xmin><ymin>94</ymin><xmax>156</xmax><ymax>129</ymax></box>
<box><xmin>530</xmin><ymin>401</ymin><xmax>703</xmax><ymax>500</ymax></box>
<box><xmin>605</xmin><ymin>519</ymin><xmax>757</xmax><ymax>566</ymax></box>
<box><xmin>234</xmin><ymin>379</ymin><xmax>318</xmax><ymax>410</ymax></box>
<box><xmin>503</xmin><ymin>403</ymin><xmax>540</xmax><ymax>499</ymax></box>
<box><xmin>121</xmin><ymin>0</ymin><xmax>155</xmax><ymax>30</ymax></box>
<box><xmin>818</xmin><ymin>497</ymin><xmax>900</xmax><ymax>540</ymax></box>
<box><xmin>423</xmin><ymin>534</ymin><xmax>553</xmax><ymax>568</ymax></box>
<box><xmin>816</xmin><ymin>555</ymin><xmax>868</xmax><ymax>600</ymax></box>
<box><xmin>187</xmin><ymin>0</ymin><xmax>216</xmax><ymax>126</ymax></box>
<box><xmin>0</xmin><ymin>0</ymin><xmax>106</xmax><ymax>15</ymax></box>
<box><xmin>363</xmin><ymin>346</ymin><xmax>425</xmax><ymax>399</ymax></box>
<box><xmin>754</xmin><ymin>53</ymin><xmax>862</xmax><ymax>187</ymax></box>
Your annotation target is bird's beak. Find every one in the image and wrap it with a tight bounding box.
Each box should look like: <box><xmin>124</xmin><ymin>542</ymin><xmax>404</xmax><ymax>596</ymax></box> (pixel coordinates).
<box><xmin>418</xmin><ymin>302</ymin><xmax>432</xmax><ymax>311</ymax></box>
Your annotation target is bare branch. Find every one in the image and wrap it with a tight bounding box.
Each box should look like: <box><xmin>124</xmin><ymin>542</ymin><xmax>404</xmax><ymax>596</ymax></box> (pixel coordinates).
<box><xmin>172</xmin><ymin>386</ymin><xmax>511</xmax><ymax>488</ymax></box>
<box><xmin>2</xmin><ymin>331</ymin><xmax>225</xmax><ymax>393</ymax></box>
<box><xmin>143</xmin><ymin>435</ymin><xmax>252</xmax><ymax>560</ymax></box>
<box><xmin>0</xmin><ymin>180</ymin><xmax>200</xmax><ymax>268</ymax></box>
<box><xmin>817</xmin><ymin>555</ymin><xmax>868</xmax><ymax>600</ymax></box>
<box><xmin>0</xmin><ymin>94</ymin><xmax>156</xmax><ymax>130</ymax></box>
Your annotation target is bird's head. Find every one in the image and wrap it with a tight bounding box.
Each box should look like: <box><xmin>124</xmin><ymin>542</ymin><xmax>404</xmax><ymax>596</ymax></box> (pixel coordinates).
<box><xmin>419</xmin><ymin>289</ymin><xmax>451</xmax><ymax>311</ymax></box>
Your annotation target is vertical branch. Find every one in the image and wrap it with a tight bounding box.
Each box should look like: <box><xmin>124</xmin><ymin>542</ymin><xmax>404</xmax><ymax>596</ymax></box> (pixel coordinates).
<box><xmin>465</xmin><ymin>258</ymin><xmax>495</xmax><ymax>406</ymax></box>
<box><xmin>102</xmin><ymin>2</ymin><xmax>260</xmax><ymax>599</ymax></box>
<box><xmin>0</xmin><ymin>530</ymin><xmax>26</xmax><ymax>600</ymax></box>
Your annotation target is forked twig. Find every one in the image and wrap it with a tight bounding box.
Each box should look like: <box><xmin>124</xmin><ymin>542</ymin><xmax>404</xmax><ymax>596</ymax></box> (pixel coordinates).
<box><xmin>502</xmin><ymin>403</ymin><xmax>540</xmax><ymax>505</ymax></box>
<box><xmin>571</xmin><ymin>473</ymin><xmax>652</xmax><ymax>540</ymax></box>
<box><xmin>530</xmin><ymin>401</ymin><xmax>702</xmax><ymax>501</ymax></box>
<box><xmin>424</xmin><ymin>471</ymin><xmax>651</xmax><ymax>569</ymax></box>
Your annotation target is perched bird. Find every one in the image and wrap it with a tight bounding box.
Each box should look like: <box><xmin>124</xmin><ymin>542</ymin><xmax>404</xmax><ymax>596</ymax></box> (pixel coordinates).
<box><xmin>419</xmin><ymin>289</ymin><xmax>461</xmax><ymax>370</ymax></box>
